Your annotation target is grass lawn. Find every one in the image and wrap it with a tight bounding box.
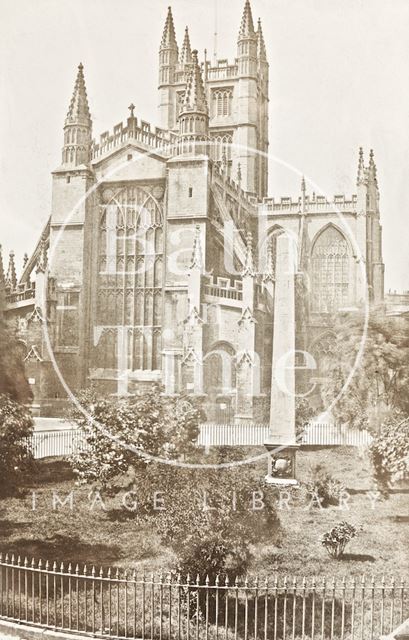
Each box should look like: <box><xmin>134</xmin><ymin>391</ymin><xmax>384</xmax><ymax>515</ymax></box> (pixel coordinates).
<box><xmin>0</xmin><ymin>447</ymin><xmax>408</xmax><ymax>578</ymax></box>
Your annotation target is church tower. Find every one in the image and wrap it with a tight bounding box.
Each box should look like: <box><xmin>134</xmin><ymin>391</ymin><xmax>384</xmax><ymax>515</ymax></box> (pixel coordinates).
<box><xmin>49</xmin><ymin>63</ymin><xmax>96</xmax><ymax>393</ymax></box>
<box><xmin>158</xmin><ymin>6</ymin><xmax>179</xmax><ymax>130</ymax></box>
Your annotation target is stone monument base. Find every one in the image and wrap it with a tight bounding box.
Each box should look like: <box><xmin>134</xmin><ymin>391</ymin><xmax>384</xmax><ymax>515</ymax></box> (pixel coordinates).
<box><xmin>264</xmin><ymin>441</ymin><xmax>300</xmax><ymax>486</ymax></box>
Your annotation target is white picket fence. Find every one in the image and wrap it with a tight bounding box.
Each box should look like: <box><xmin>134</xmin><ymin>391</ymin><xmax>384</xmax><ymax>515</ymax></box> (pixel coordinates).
<box><xmin>27</xmin><ymin>428</ymin><xmax>88</xmax><ymax>459</ymax></box>
<box><xmin>27</xmin><ymin>422</ymin><xmax>373</xmax><ymax>459</ymax></box>
<box><xmin>198</xmin><ymin>422</ymin><xmax>373</xmax><ymax>447</ymax></box>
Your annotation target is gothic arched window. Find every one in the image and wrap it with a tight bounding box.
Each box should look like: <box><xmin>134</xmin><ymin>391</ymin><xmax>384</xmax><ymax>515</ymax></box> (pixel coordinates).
<box><xmin>213</xmin><ymin>89</ymin><xmax>233</xmax><ymax>117</ymax></box>
<box><xmin>311</xmin><ymin>226</ymin><xmax>350</xmax><ymax>313</ymax></box>
<box><xmin>96</xmin><ymin>185</ymin><xmax>164</xmax><ymax>371</ymax></box>
<box><xmin>210</xmin><ymin>133</ymin><xmax>233</xmax><ymax>164</ymax></box>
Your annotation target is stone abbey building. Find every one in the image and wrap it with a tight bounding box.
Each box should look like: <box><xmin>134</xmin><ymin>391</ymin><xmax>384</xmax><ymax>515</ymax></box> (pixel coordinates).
<box><xmin>1</xmin><ymin>1</ymin><xmax>384</xmax><ymax>422</ymax></box>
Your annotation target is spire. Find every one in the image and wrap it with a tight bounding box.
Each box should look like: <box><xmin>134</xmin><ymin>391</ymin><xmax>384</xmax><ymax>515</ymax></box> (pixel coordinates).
<box><xmin>180</xmin><ymin>26</ymin><xmax>192</xmax><ymax>65</ymax></box>
<box><xmin>36</xmin><ymin>233</ymin><xmax>48</xmax><ymax>274</ymax></box>
<box><xmin>242</xmin><ymin>231</ymin><xmax>255</xmax><ymax>277</ymax></box>
<box><xmin>368</xmin><ymin>148</ymin><xmax>378</xmax><ymax>187</ymax></box>
<box><xmin>65</xmin><ymin>63</ymin><xmax>91</xmax><ymax>128</ymax></box>
<box><xmin>357</xmin><ymin>146</ymin><xmax>365</xmax><ymax>186</ymax></box>
<box><xmin>23</xmin><ymin>253</ymin><xmax>28</xmax><ymax>269</ymax></box>
<box><xmin>181</xmin><ymin>50</ymin><xmax>208</xmax><ymax>114</ymax></box>
<box><xmin>161</xmin><ymin>6</ymin><xmax>178</xmax><ymax>49</ymax></box>
<box><xmin>190</xmin><ymin>225</ymin><xmax>203</xmax><ymax>270</ymax></box>
<box><xmin>256</xmin><ymin>18</ymin><xmax>267</xmax><ymax>60</ymax></box>
<box><xmin>238</xmin><ymin>0</ymin><xmax>256</xmax><ymax>39</ymax></box>
<box><xmin>5</xmin><ymin>250</ymin><xmax>17</xmax><ymax>290</ymax></box>
<box><xmin>62</xmin><ymin>63</ymin><xmax>92</xmax><ymax>166</ymax></box>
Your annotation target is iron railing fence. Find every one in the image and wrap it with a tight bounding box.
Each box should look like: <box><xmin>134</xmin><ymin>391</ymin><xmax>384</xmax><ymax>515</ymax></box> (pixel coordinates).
<box><xmin>0</xmin><ymin>554</ymin><xmax>406</xmax><ymax>640</ymax></box>
<box><xmin>27</xmin><ymin>423</ymin><xmax>373</xmax><ymax>460</ymax></box>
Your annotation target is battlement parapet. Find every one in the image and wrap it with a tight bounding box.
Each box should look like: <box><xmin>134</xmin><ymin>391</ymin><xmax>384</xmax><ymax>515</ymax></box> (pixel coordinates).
<box><xmin>203</xmin><ymin>275</ymin><xmax>243</xmax><ymax>302</ymax></box>
<box><xmin>260</xmin><ymin>194</ymin><xmax>358</xmax><ymax>214</ymax></box>
<box><xmin>91</xmin><ymin>117</ymin><xmax>178</xmax><ymax>160</ymax></box>
<box><xmin>6</xmin><ymin>281</ymin><xmax>35</xmax><ymax>307</ymax></box>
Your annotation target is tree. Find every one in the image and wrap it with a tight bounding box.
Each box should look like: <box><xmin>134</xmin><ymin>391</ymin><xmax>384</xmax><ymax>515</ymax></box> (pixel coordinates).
<box><xmin>320</xmin><ymin>311</ymin><xmax>409</xmax><ymax>431</ymax></box>
<box><xmin>68</xmin><ymin>387</ymin><xmax>201</xmax><ymax>488</ymax></box>
<box><xmin>0</xmin><ymin>317</ymin><xmax>32</xmax><ymax>404</ymax></box>
<box><xmin>0</xmin><ymin>394</ymin><xmax>34</xmax><ymax>496</ymax></box>
<box><xmin>295</xmin><ymin>397</ymin><xmax>316</xmax><ymax>439</ymax></box>
<box><xmin>368</xmin><ymin>414</ymin><xmax>409</xmax><ymax>496</ymax></box>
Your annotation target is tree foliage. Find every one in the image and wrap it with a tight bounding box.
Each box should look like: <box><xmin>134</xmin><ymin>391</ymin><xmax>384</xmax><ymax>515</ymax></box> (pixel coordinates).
<box><xmin>295</xmin><ymin>397</ymin><xmax>316</xmax><ymax>438</ymax></box>
<box><xmin>0</xmin><ymin>394</ymin><xmax>34</xmax><ymax>495</ymax></box>
<box><xmin>368</xmin><ymin>414</ymin><xmax>409</xmax><ymax>496</ymax></box>
<box><xmin>321</xmin><ymin>311</ymin><xmax>409</xmax><ymax>431</ymax></box>
<box><xmin>68</xmin><ymin>387</ymin><xmax>201</xmax><ymax>488</ymax></box>
<box><xmin>0</xmin><ymin>317</ymin><xmax>32</xmax><ymax>404</ymax></box>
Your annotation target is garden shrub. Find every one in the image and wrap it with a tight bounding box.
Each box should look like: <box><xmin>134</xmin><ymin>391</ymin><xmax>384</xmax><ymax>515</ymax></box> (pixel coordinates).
<box><xmin>304</xmin><ymin>463</ymin><xmax>344</xmax><ymax>507</ymax></box>
<box><xmin>139</xmin><ymin>449</ymin><xmax>281</xmax><ymax>582</ymax></box>
<box><xmin>0</xmin><ymin>393</ymin><xmax>34</xmax><ymax>495</ymax></box>
<box><xmin>368</xmin><ymin>415</ymin><xmax>409</xmax><ymax>496</ymax></box>
<box><xmin>321</xmin><ymin>521</ymin><xmax>357</xmax><ymax>559</ymax></box>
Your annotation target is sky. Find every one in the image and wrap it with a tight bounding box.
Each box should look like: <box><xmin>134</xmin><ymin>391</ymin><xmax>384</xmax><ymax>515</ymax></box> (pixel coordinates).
<box><xmin>0</xmin><ymin>0</ymin><xmax>408</xmax><ymax>292</ymax></box>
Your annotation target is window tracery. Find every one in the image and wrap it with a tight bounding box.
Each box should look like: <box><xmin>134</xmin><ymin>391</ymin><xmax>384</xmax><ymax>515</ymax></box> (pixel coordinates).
<box><xmin>311</xmin><ymin>226</ymin><xmax>350</xmax><ymax>312</ymax></box>
<box><xmin>96</xmin><ymin>185</ymin><xmax>164</xmax><ymax>371</ymax></box>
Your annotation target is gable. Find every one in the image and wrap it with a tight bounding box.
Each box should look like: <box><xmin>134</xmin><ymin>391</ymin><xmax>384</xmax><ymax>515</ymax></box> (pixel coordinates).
<box><xmin>92</xmin><ymin>143</ymin><xmax>167</xmax><ymax>183</ymax></box>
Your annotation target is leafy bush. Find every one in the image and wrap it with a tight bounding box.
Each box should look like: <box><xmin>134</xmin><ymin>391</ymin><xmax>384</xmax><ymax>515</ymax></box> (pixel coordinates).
<box><xmin>68</xmin><ymin>386</ymin><xmax>201</xmax><ymax>488</ymax></box>
<box><xmin>321</xmin><ymin>522</ymin><xmax>357</xmax><ymax>558</ymax></box>
<box><xmin>0</xmin><ymin>394</ymin><xmax>34</xmax><ymax>495</ymax></box>
<box><xmin>368</xmin><ymin>414</ymin><xmax>409</xmax><ymax>496</ymax></box>
<box><xmin>135</xmin><ymin>449</ymin><xmax>280</xmax><ymax>582</ymax></box>
<box><xmin>304</xmin><ymin>463</ymin><xmax>345</xmax><ymax>507</ymax></box>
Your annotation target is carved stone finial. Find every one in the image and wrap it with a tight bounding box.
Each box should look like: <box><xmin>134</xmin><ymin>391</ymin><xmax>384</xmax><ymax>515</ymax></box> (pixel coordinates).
<box><xmin>242</xmin><ymin>230</ymin><xmax>255</xmax><ymax>277</ymax></box>
<box><xmin>5</xmin><ymin>250</ymin><xmax>17</xmax><ymax>289</ymax></box>
<box><xmin>190</xmin><ymin>225</ymin><xmax>203</xmax><ymax>270</ymax></box>
<box><xmin>36</xmin><ymin>233</ymin><xmax>48</xmax><ymax>274</ymax></box>
<box><xmin>357</xmin><ymin>146</ymin><xmax>365</xmax><ymax>186</ymax></box>
<box><xmin>263</xmin><ymin>237</ymin><xmax>276</xmax><ymax>282</ymax></box>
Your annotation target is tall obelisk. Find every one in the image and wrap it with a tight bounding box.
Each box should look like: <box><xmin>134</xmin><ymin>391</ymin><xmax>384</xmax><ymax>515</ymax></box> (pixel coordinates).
<box><xmin>265</xmin><ymin>232</ymin><xmax>299</xmax><ymax>485</ymax></box>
